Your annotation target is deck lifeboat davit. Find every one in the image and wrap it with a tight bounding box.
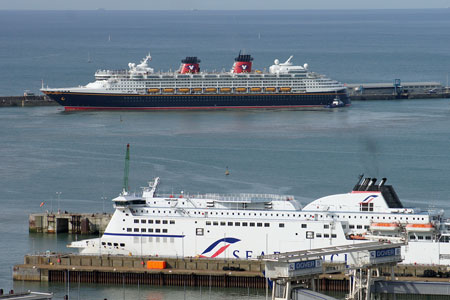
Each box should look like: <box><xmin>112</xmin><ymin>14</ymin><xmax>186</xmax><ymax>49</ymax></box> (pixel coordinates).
<box><xmin>370</xmin><ymin>222</ymin><xmax>401</xmax><ymax>232</ymax></box>
<box><xmin>405</xmin><ymin>223</ymin><xmax>435</xmax><ymax>232</ymax></box>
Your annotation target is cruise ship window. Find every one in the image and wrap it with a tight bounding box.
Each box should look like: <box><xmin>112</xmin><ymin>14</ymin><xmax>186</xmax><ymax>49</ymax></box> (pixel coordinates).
<box><xmin>141</xmin><ymin>220</ymin><xmax>146</xmax><ymax>224</ymax></box>
<box><xmin>301</xmin><ymin>224</ymin><xmax>307</xmax><ymax>228</ymax></box>
<box><xmin>331</xmin><ymin>234</ymin><xmax>337</xmax><ymax>238</ymax></box>
<box><xmin>418</xmin><ymin>236</ymin><xmax>424</xmax><ymax>240</ymax></box>
<box><xmin>235</xmin><ymin>222</ymin><xmax>241</xmax><ymax>226</ymax></box>
<box><xmin>206</xmin><ymin>221</ymin><xmax>211</xmax><ymax>225</ymax></box>
<box><xmin>127</xmin><ymin>228</ymin><xmax>132</xmax><ymax>232</ymax></box>
<box><xmin>213</xmin><ymin>222</ymin><xmax>218</xmax><ymax>226</ymax></box>
<box><xmin>102</xmin><ymin>242</ymin><xmax>106</xmax><ymax>245</ymax></box>
<box><xmin>163</xmin><ymin>220</ymin><xmax>168</xmax><ymax>224</ymax></box>
<box><xmin>364</xmin><ymin>225</ymin><xmax>370</xmax><ymax>229</ymax></box>
<box><xmin>324</xmin><ymin>224</ymin><xmax>329</xmax><ymax>229</ymax></box>
<box><xmin>250</xmin><ymin>223</ymin><xmax>255</xmax><ymax>227</ymax></box>
<box><xmin>156</xmin><ymin>220</ymin><xmax>161</xmax><ymax>224</ymax></box>
<box><xmin>324</xmin><ymin>234</ymin><xmax>330</xmax><ymax>238</ymax></box>
<box><xmin>120</xmin><ymin>243</ymin><xmax>125</xmax><ymax>247</ymax></box>
<box><xmin>155</xmin><ymin>229</ymin><xmax>161</xmax><ymax>233</ymax></box>
<box><xmin>410</xmin><ymin>235</ymin><xmax>416</xmax><ymax>240</ymax></box>
<box><xmin>349</xmin><ymin>225</ymin><xmax>355</xmax><ymax>229</ymax></box>
<box><xmin>141</xmin><ymin>228</ymin><xmax>146</xmax><ymax>232</ymax></box>
<box><xmin>357</xmin><ymin>225</ymin><xmax>362</xmax><ymax>229</ymax></box>
<box><xmin>134</xmin><ymin>228</ymin><xmax>139</xmax><ymax>232</ymax></box>
<box><xmin>149</xmin><ymin>220</ymin><xmax>153</xmax><ymax>224</ymax></box>
<box><xmin>149</xmin><ymin>228</ymin><xmax>153</xmax><ymax>233</ymax></box>
<box><xmin>279</xmin><ymin>223</ymin><xmax>285</xmax><ymax>228</ymax></box>
<box><xmin>107</xmin><ymin>242</ymin><xmax>112</xmax><ymax>246</ymax></box>
<box><xmin>228</xmin><ymin>222</ymin><xmax>233</xmax><ymax>226</ymax></box>
<box><xmin>163</xmin><ymin>229</ymin><xmax>168</xmax><ymax>233</ymax></box>
<box><xmin>316</xmin><ymin>233</ymin><xmax>322</xmax><ymax>238</ymax></box>
<box><xmin>242</xmin><ymin>222</ymin><xmax>248</xmax><ymax>226</ymax></box>
<box><xmin>134</xmin><ymin>220</ymin><xmax>139</xmax><ymax>224</ymax></box>
<box><xmin>220</xmin><ymin>221</ymin><xmax>226</xmax><ymax>226</ymax></box>
<box><xmin>257</xmin><ymin>223</ymin><xmax>262</xmax><ymax>227</ymax></box>
<box><xmin>264</xmin><ymin>223</ymin><xmax>270</xmax><ymax>227</ymax></box>
<box><xmin>114</xmin><ymin>243</ymin><xmax>118</xmax><ymax>247</ymax></box>
<box><xmin>170</xmin><ymin>220</ymin><xmax>175</xmax><ymax>224</ymax></box>
<box><xmin>425</xmin><ymin>236</ymin><xmax>431</xmax><ymax>240</ymax></box>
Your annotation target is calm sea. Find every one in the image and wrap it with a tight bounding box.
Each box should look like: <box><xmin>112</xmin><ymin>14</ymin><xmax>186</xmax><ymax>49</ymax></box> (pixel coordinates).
<box><xmin>1</xmin><ymin>9</ymin><xmax>450</xmax><ymax>300</ymax></box>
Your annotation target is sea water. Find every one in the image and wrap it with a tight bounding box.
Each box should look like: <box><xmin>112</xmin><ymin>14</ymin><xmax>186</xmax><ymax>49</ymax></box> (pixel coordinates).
<box><xmin>1</xmin><ymin>9</ymin><xmax>450</xmax><ymax>300</ymax></box>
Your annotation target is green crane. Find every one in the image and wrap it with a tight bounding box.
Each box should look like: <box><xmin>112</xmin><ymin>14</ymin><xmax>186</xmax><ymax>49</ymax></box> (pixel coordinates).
<box><xmin>123</xmin><ymin>144</ymin><xmax>130</xmax><ymax>193</ymax></box>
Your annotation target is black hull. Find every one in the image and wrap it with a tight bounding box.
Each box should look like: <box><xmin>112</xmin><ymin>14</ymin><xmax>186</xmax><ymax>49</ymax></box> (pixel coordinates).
<box><xmin>44</xmin><ymin>90</ymin><xmax>350</xmax><ymax>110</ymax></box>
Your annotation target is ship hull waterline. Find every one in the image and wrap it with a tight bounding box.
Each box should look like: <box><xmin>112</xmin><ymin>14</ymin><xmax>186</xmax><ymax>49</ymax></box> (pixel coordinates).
<box><xmin>43</xmin><ymin>90</ymin><xmax>350</xmax><ymax>111</ymax></box>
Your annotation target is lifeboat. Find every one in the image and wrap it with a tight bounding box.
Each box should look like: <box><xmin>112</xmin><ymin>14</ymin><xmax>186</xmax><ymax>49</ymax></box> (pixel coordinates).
<box><xmin>280</xmin><ymin>87</ymin><xmax>291</xmax><ymax>92</ymax></box>
<box><xmin>250</xmin><ymin>87</ymin><xmax>262</xmax><ymax>92</ymax></box>
<box><xmin>178</xmin><ymin>88</ymin><xmax>190</xmax><ymax>93</ymax></box>
<box><xmin>235</xmin><ymin>87</ymin><xmax>247</xmax><ymax>92</ymax></box>
<box><xmin>205</xmin><ymin>88</ymin><xmax>217</xmax><ymax>93</ymax></box>
<box><xmin>192</xmin><ymin>88</ymin><xmax>202</xmax><ymax>92</ymax></box>
<box><xmin>349</xmin><ymin>234</ymin><xmax>367</xmax><ymax>240</ymax></box>
<box><xmin>370</xmin><ymin>222</ymin><xmax>400</xmax><ymax>232</ymax></box>
<box><xmin>163</xmin><ymin>88</ymin><xmax>174</xmax><ymax>93</ymax></box>
<box><xmin>220</xmin><ymin>88</ymin><xmax>232</xmax><ymax>93</ymax></box>
<box><xmin>265</xmin><ymin>87</ymin><xmax>276</xmax><ymax>92</ymax></box>
<box><xmin>147</xmin><ymin>88</ymin><xmax>160</xmax><ymax>93</ymax></box>
<box><xmin>405</xmin><ymin>223</ymin><xmax>434</xmax><ymax>232</ymax></box>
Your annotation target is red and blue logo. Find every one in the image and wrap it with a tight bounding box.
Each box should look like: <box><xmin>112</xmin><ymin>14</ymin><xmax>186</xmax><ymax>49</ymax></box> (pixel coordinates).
<box><xmin>360</xmin><ymin>195</ymin><xmax>378</xmax><ymax>204</ymax></box>
<box><xmin>199</xmin><ymin>237</ymin><xmax>240</xmax><ymax>258</ymax></box>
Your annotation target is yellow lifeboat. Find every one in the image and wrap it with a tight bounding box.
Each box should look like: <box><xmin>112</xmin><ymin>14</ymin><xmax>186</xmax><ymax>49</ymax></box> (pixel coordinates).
<box><xmin>193</xmin><ymin>88</ymin><xmax>203</xmax><ymax>92</ymax></box>
<box><xmin>370</xmin><ymin>222</ymin><xmax>400</xmax><ymax>232</ymax></box>
<box><xmin>280</xmin><ymin>87</ymin><xmax>291</xmax><ymax>92</ymax></box>
<box><xmin>178</xmin><ymin>88</ymin><xmax>190</xmax><ymax>93</ymax></box>
<box><xmin>205</xmin><ymin>88</ymin><xmax>217</xmax><ymax>93</ymax></box>
<box><xmin>220</xmin><ymin>88</ymin><xmax>232</xmax><ymax>93</ymax></box>
<box><xmin>250</xmin><ymin>87</ymin><xmax>262</xmax><ymax>92</ymax></box>
<box><xmin>163</xmin><ymin>88</ymin><xmax>174</xmax><ymax>93</ymax></box>
<box><xmin>235</xmin><ymin>87</ymin><xmax>247</xmax><ymax>93</ymax></box>
<box><xmin>147</xmin><ymin>88</ymin><xmax>160</xmax><ymax>93</ymax></box>
<box><xmin>348</xmin><ymin>234</ymin><xmax>367</xmax><ymax>240</ymax></box>
<box><xmin>405</xmin><ymin>223</ymin><xmax>434</xmax><ymax>232</ymax></box>
<box><xmin>265</xmin><ymin>87</ymin><xmax>276</xmax><ymax>92</ymax></box>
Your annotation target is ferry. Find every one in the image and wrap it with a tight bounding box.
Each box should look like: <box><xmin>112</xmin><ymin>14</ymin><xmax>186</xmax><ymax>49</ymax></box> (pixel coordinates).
<box><xmin>41</xmin><ymin>52</ymin><xmax>350</xmax><ymax>110</ymax></box>
<box><xmin>68</xmin><ymin>151</ymin><xmax>450</xmax><ymax>265</ymax></box>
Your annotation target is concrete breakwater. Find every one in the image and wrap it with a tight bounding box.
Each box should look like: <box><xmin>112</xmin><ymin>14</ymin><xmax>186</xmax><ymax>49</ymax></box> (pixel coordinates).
<box><xmin>0</xmin><ymin>95</ymin><xmax>56</xmax><ymax>107</ymax></box>
<box><xmin>13</xmin><ymin>254</ymin><xmax>450</xmax><ymax>291</ymax></box>
<box><xmin>29</xmin><ymin>212</ymin><xmax>111</xmax><ymax>234</ymax></box>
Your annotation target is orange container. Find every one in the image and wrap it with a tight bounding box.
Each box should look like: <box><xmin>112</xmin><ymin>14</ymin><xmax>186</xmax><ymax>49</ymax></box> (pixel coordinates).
<box><xmin>146</xmin><ymin>261</ymin><xmax>166</xmax><ymax>269</ymax></box>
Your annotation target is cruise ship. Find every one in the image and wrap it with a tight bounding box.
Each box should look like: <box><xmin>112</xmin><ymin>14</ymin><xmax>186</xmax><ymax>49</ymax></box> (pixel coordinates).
<box><xmin>41</xmin><ymin>53</ymin><xmax>350</xmax><ymax>110</ymax></box>
<box><xmin>69</xmin><ymin>151</ymin><xmax>450</xmax><ymax>265</ymax></box>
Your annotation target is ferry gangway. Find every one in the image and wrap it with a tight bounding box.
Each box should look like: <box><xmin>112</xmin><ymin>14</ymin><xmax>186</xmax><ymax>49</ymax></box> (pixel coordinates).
<box><xmin>259</xmin><ymin>241</ymin><xmax>406</xmax><ymax>300</ymax></box>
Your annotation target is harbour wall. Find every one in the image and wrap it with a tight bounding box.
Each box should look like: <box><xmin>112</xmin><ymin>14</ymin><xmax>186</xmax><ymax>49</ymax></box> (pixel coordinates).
<box><xmin>0</xmin><ymin>96</ymin><xmax>56</xmax><ymax>107</ymax></box>
<box><xmin>13</xmin><ymin>254</ymin><xmax>450</xmax><ymax>291</ymax></box>
<box><xmin>29</xmin><ymin>213</ymin><xmax>112</xmax><ymax>234</ymax></box>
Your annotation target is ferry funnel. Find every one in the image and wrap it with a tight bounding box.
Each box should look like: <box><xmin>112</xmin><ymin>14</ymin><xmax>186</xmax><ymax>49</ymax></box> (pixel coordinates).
<box><xmin>179</xmin><ymin>57</ymin><xmax>201</xmax><ymax>74</ymax></box>
<box><xmin>231</xmin><ymin>52</ymin><xmax>253</xmax><ymax>73</ymax></box>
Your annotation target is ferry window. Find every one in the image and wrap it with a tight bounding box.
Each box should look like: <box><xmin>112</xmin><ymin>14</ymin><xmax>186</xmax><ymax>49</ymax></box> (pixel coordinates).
<box><xmin>127</xmin><ymin>228</ymin><xmax>132</xmax><ymax>232</ymax></box>
<box><xmin>162</xmin><ymin>229</ymin><xmax>168</xmax><ymax>233</ymax></box>
<box><xmin>141</xmin><ymin>220</ymin><xmax>146</xmax><ymax>224</ymax></box>
<box><xmin>149</xmin><ymin>228</ymin><xmax>153</xmax><ymax>233</ymax></box>
<box><xmin>235</xmin><ymin>222</ymin><xmax>241</xmax><ymax>226</ymax></box>
<box><xmin>213</xmin><ymin>222</ymin><xmax>218</xmax><ymax>226</ymax></box>
<box><xmin>279</xmin><ymin>223</ymin><xmax>285</xmax><ymax>228</ymax></box>
<box><xmin>257</xmin><ymin>223</ymin><xmax>262</xmax><ymax>227</ymax></box>
<box><xmin>324</xmin><ymin>224</ymin><xmax>329</xmax><ymax>229</ymax></box>
<box><xmin>331</xmin><ymin>234</ymin><xmax>337</xmax><ymax>238</ymax></box>
<box><xmin>264</xmin><ymin>223</ymin><xmax>270</xmax><ymax>227</ymax></box>
<box><xmin>206</xmin><ymin>221</ymin><xmax>211</xmax><ymax>226</ymax></box>
<box><xmin>113</xmin><ymin>243</ymin><xmax>118</xmax><ymax>247</ymax></box>
<box><xmin>141</xmin><ymin>228</ymin><xmax>146</xmax><ymax>232</ymax></box>
<box><xmin>425</xmin><ymin>236</ymin><xmax>431</xmax><ymax>240</ymax></box>
<box><xmin>250</xmin><ymin>223</ymin><xmax>255</xmax><ymax>227</ymax></box>
<box><xmin>418</xmin><ymin>235</ymin><xmax>424</xmax><ymax>240</ymax></box>
<box><xmin>123</xmin><ymin>219</ymin><xmax>125</xmax><ymax>222</ymax></box>
<box><xmin>134</xmin><ymin>220</ymin><xmax>139</xmax><ymax>224</ymax></box>
<box><xmin>242</xmin><ymin>222</ymin><xmax>248</xmax><ymax>226</ymax></box>
<box><xmin>163</xmin><ymin>220</ymin><xmax>168</xmax><ymax>224</ymax></box>
<box><xmin>134</xmin><ymin>228</ymin><xmax>139</xmax><ymax>232</ymax></box>
<box><xmin>196</xmin><ymin>228</ymin><xmax>204</xmax><ymax>236</ymax></box>
<box><xmin>301</xmin><ymin>224</ymin><xmax>307</xmax><ymax>228</ymax></box>
<box><xmin>149</xmin><ymin>220</ymin><xmax>153</xmax><ymax>224</ymax></box>
<box><xmin>349</xmin><ymin>225</ymin><xmax>355</xmax><ymax>229</ymax></box>
<box><xmin>170</xmin><ymin>220</ymin><xmax>175</xmax><ymax>224</ymax></box>
<box><xmin>357</xmin><ymin>225</ymin><xmax>362</xmax><ymax>229</ymax></box>
<box><xmin>102</xmin><ymin>242</ymin><xmax>106</xmax><ymax>245</ymax></box>
<box><xmin>156</xmin><ymin>220</ymin><xmax>161</xmax><ymax>224</ymax></box>
<box><xmin>220</xmin><ymin>221</ymin><xmax>226</xmax><ymax>226</ymax></box>
<box><xmin>120</xmin><ymin>243</ymin><xmax>125</xmax><ymax>247</ymax></box>
<box><xmin>324</xmin><ymin>234</ymin><xmax>330</xmax><ymax>238</ymax></box>
<box><xmin>364</xmin><ymin>225</ymin><xmax>370</xmax><ymax>229</ymax></box>
<box><xmin>107</xmin><ymin>242</ymin><xmax>112</xmax><ymax>246</ymax></box>
<box><xmin>155</xmin><ymin>229</ymin><xmax>161</xmax><ymax>233</ymax></box>
<box><xmin>228</xmin><ymin>222</ymin><xmax>233</xmax><ymax>226</ymax></box>
<box><xmin>316</xmin><ymin>233</ymin><xmax>322</xmax><ymax>238</ymax></box>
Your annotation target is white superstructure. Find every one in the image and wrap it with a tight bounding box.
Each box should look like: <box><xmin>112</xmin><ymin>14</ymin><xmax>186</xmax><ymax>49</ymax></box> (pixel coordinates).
<box><xmin>69</xmin><ymin>176</ymin><xmax>450</xmax><ymax>266</ymax></box>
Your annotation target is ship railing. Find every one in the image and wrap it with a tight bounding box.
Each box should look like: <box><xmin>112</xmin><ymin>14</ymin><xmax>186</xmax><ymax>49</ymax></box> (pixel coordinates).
<box><xmin>159</xmin><ymin>193</ymin><xmax>295</xmax><ymax>203</ymax></box>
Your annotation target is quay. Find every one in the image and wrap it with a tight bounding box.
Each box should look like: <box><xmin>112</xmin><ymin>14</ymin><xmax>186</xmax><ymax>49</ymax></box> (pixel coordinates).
<box><xmin>29</xmin><ymin>212</ymin><xmax>111</xmax><ymax>234</ymax></box>
<box><xmin>13</xmin><ymin>253</ymin><xmax>450</xmax><ymax>291</ymax></box>
<box><xmin>0</xmin><ymin>95</ymin><xmax>55</xmax><ymax>107</ymax></box>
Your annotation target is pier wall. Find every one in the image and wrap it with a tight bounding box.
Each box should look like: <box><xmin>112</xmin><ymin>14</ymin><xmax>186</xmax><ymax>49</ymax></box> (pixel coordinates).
<box><xmin>0</xmin><ymin>96</ymin><xmax>56</xmax><ymax>107</ymax></box>
<box><xmin>29</xmin><ymin>213</ymin><xmax>111</xmax><ymax>234</ymax></box>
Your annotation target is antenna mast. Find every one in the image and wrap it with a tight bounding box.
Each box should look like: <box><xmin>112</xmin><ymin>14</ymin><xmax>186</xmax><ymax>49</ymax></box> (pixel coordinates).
<box><xmin>123</xmin><ymin>144</ymin><xmax>130</xmax><ymax>193</ymax></box>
